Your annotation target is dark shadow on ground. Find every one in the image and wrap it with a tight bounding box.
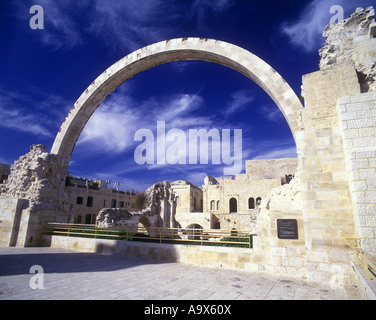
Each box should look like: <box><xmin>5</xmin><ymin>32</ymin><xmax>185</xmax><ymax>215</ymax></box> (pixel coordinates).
<box><xmin>0</xmin><ymin>247</ymin><xmax>174</xmax><ymax>277</ymax></box>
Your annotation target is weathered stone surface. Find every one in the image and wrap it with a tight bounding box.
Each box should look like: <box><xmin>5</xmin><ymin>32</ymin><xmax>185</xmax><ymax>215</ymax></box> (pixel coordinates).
<box><xmin>96</xmin><ymin>208</ymin><xmax>133</xmax><ymax>227</ymax></box>
<box><xmin>142</xmin><ymin>181</ymin><xmax>175</xmax><ymax>228</ymax></box>
<box><xmin>204</xmin><ymin>175</ymin><xmax>218</xmax><ymax>186</ymax></box>
<box><xmin>319</xmin><ymin>6</ymin><xmax>376</xmax><ymax>92</ymax></box>
<box><xmin>1</xmin><ymin>145</ymin><xmax>60</xmax><ymax>210</ymax></box>
<box><xmin>254</xmin><ymin>171</ymin><xmax>301</xmax><ymax>234</ymax></box>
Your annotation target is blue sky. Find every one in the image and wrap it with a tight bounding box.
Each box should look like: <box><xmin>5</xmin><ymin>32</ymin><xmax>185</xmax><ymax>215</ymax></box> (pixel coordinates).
<box><xmin>0</xmin><ymin>0</ymin><xmax>372</xmax><ymax>191</ymax></box>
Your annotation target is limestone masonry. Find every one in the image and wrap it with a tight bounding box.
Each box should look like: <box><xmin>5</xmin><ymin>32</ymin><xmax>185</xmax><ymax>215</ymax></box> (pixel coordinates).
<box><xmin>1</xmin><ymin>7</ymin><xmax>376</xmax><ymax>291</ymax></box>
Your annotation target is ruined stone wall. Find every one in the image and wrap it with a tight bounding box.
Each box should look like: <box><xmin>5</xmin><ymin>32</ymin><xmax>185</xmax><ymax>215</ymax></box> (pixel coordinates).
<box><xmin>253</xmin><ymin>173</ymin><xmax>306</xmax><ymax>276</ymax></box>
<box><xmin>0</xmin><ymin>144</ymin><xmax>62</xmax><ymax>211</ymax></box>
<box><xmin>245</xmin><ymin>158</ymin><xmax>298</xmax><ymax>179</ymax></box>
<box><xmin>337</xmin><ymin>91</ymin><xmax>376</xmax><ymax>258</ymax></box>
<box><xmin>142</xmin><ymin>181</ymin><xmax>175</xmax><ymax>228</ymax></box>
<box><xmin>319</xmin><ymin>7</ymin><xmax>376</xmax><ymax>93</ymax></box>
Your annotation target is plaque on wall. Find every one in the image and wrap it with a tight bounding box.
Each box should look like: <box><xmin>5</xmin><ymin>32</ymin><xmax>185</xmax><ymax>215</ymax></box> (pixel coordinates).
<box><xmin>277</xmin><ymin>219</ymin><xmax>298</xmax><ymax>239</ymax></box>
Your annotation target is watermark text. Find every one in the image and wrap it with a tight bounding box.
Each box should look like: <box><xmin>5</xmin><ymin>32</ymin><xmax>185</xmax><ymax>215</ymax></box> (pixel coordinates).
<box><xmin>134</xmin><ymin>121</ymin><xmax>243</xmax><ymax>175</ymax></box>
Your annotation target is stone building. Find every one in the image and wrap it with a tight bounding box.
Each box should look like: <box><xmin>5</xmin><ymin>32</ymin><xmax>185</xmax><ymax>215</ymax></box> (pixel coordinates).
<box><xmin>63</xmin><ymin>175</ymin><xmax>138</xmax><ymax>224</ymax></box>
<box><xmin>204</xmin><ymin>158</ymin><xmax>297</xmax><ymax>230</ymax></box>
<box><xmin>171</xmin><ymin>180</ymin><xmax>203</xmax><ymax>214</ymax></box>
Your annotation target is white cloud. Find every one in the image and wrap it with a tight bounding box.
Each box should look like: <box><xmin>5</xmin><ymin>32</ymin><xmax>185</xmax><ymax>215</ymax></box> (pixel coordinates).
<box><xmin>13</xmin><ymin>1</ymin><xmax>236</xmax><ymax>51</ymax></box>
<box><xmin>77</xmin><ymin>89</ymin><xmax>215</xmax><ymax>155</ymax></box>
<box><xmin>280</xmin><ymin>0</ymin><xmax>370</xmax><ymax>52</ymax></box>
<box><xmin>223</xmin><ymin>90</ymin><xmax>255</xmax><ymax>116</ymax></box>
<box><xmin>77</xmin><ymin>93</ymin><xmax>139</xmax><ymax>152</ymax></box>
<box><xmin>260</xmin><ymin>104</ymin><xmax>285</xmax><ymax>122</ymax></box>
<box><xmin>0</xmin><ymin>87</ymin><xmax>69</xmax><ymax>137</ymax></box>
<box><xmin>185</xmin><ymin>171</ymin><xmax>207</xmax><ymax>186</ymax></box>
<box><xmin>156</xmin><ymin>94</ymin><xmax>205</xmax><ymax>126</ymax></box>
<box><xmin>252</xmin><ymin>146</ymin><xmax>297</xmax><ymax>160</ymax></box>
<box><xmin>0</xmin><ymin>106</ymin><xmax>51</xmax><ymax>137</ymax></box>
<box><xmin>12</xmin><ymin>0</ymin><xmax>180</xmax><ymax>51</ymax></box>
<box><xmin>87</xmin><ymin>0</ymin><xmax>183</xmax><ymax>51</ymax></box>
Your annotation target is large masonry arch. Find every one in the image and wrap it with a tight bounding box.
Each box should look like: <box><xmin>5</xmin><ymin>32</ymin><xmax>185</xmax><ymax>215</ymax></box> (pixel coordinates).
<box><xmin>51</xmin><ymin>37</ymin><xmax>303</xmax><ymax>172</ymax></box>
<box><xmin>3</xmin><ymin>11</ymin><xmax>374</xmax><ymax>286</ymax></box>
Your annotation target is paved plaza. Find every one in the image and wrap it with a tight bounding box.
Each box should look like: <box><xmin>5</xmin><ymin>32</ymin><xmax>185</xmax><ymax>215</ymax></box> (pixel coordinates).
<box><xmin>0</xmin><ymin>246</ymin><xmax>362</xmax><ymax>300</ymax></box>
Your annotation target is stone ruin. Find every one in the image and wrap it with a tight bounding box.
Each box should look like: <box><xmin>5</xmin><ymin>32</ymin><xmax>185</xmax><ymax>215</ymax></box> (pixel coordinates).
<box><xmin>0</xmin><ymin>144</ymin><xmax>61</xmax><ymax>211</ymax></box>
<box><xmin>142</xmin><ymin>181</ymin><xmax>174</xmax><ymax>214</ymax></box>
<box><xmin>252</xmin><ymin>171</ymin><xmax>302</xmax><ymax>234</ymax></box>
<box><xmin>319</xmin><ymin>6</ymin><xmax>376</xmax><ymax>92</ymax></box>
<box><xmin>95</xmin><ymin>181</ymin><xmax>176</xmax><ymax>228</ymax></box>
<box><xmin>96</xmin><ymin>208</ymin><xmax>134</xmax><ymax>227</ymax></box>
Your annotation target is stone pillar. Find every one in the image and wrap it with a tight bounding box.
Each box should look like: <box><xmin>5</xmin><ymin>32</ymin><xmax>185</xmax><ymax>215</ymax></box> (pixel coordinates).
<box><xmin>337</xmin><ymin>91</ymin><xmax>376</xmax><ymax>258</ymax></box>
<box><xmin>299</xmin><ymin>63</ymin><xmax>361</xmax><ymax>282</ymax></box>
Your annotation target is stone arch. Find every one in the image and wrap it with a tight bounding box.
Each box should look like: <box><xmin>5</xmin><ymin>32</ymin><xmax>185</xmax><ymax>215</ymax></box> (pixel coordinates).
<box><xmin>50</xmin><ymin>37</ymin><xmax>303</xmax><ymax>173</ymax></box>
<box><xmin>138</xmin><ymin>215</ymin><xmax>150</xmax><ymax>234</ymax></box>
<box><xmin>186</xmin><ymin>223</ymin><xmax>204</xmax><ymax>240</ymax></box>
<box><xmin>186</xmin><ymin>223</ymin><xmax>204</xmax><ymax>229</ymax></box>
<box><xmin>139</xmin><ymin>215</ymin><xmax>150</xmax><ymax>228</ymax></box>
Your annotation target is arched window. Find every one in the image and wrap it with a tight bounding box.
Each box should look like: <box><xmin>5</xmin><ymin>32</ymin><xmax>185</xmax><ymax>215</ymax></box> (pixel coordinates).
<box><xmin>216</xmin><ymin>200</ymin><xmax>220</xmax><ymax>211</ymax></box>
<box><xmin>229</xmin><ymin>198</ymin><xmax>237</xmax><ymax>213</ymax></box>
<box><xmin>248</xmin><ymin>197</ymin><xmax>255</xmax><ymax>209</ymax></box>
<box><xmin>186</xmin><ymin>223</ymin><xmax>204</xmax><ymax>240</ymax></box>
<box><xmin>256</xmin><ymin>197</ymin><xmax>262</xmax><ymax>206</ymax></box>
<box><xmin>210</xmin><ymin>200</ymin><xmax>215</xmax><ymax>210</ymax></box>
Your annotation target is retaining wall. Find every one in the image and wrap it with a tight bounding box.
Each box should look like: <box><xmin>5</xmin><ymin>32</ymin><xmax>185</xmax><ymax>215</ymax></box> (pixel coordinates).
<box><xmin>41</xmin><ymin>235</ymin><xmax>266</xmax><ymax>273</ymax></box>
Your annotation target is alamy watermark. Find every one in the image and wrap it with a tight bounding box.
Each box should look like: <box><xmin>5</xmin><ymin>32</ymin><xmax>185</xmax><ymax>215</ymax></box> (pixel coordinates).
<box><xmin>134</xmin><ymin>121</ymin><xmax>243</xmax><ymax>176</ymax></box>
<box><xmin>28</xmin><ymin>4</ymin><xmax>346</xmax><ymax>30</ymax></box>
<box><xmin>330</xmin><ymin>5</ymin><xmax>344</xmax><ymax>24</ymax></box>
<box><xmin>29</xmin><ymin>265</ymin><xmax>44</xmax><ymax>290</ymax></box>
<box><xmin>29</xmin><ymin>5</ymin><xmax>44</xmax><ymax>30</ymax></box>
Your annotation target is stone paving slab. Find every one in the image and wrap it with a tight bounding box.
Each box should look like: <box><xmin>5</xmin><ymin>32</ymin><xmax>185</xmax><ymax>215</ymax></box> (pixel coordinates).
<box><xmin>0</xmin><ymin>247</ymin><xmax>362</xmax><ymax>300</ymax></box>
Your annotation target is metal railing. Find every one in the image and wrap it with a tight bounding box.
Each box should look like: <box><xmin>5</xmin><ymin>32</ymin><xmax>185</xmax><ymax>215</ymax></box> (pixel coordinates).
<box><xmin>43</xmin><ymin>223</ymin><xmax>253</xmax><ymax>248</ymax></box>
<box><xmin>344</xmin><ymin>237</ymin><xmax>376</xmax><ymax>281</ymax></box>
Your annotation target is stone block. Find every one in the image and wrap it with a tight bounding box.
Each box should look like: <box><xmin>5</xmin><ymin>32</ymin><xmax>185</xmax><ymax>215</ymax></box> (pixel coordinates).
<box><xmin>356</xmin><ymin>150</ymin><xmax>376</xmax><ymax>159</ymax></box>
<box><xmin>359</xmin><ymin>228</ymin><xmax>375</xmax><ymax>239</ymax></box>
<box><xmin>353</xmin><ymin>180</ymin><xmax>368</xmax><ymax>191</ymax></box>
<box><xmin>366</xmin><ymin>191</ymin><xmax>376</xmax><ymax>204</ymax></box>
<box><xmin>359</xmin><ymin>169</ymin><xmax>376</xmax><ymax>180</ymax></box>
